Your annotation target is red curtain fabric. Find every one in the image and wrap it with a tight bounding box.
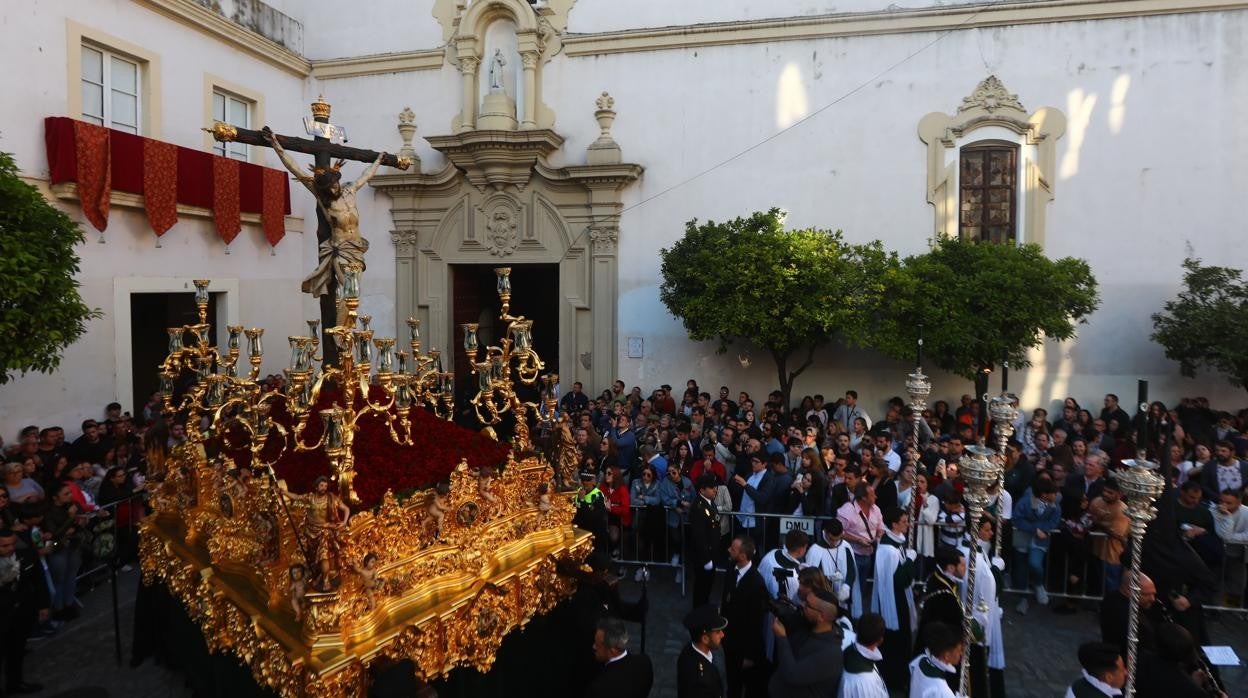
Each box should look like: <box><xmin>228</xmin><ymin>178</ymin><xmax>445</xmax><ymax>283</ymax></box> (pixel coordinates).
<box><xmin>44</xmin><ymin>117</ymin><xmax>290</xmax><ymax>243</ymax></box>
<box><xmin>142</xmin><ymin>139</ymin><xmax>178</xmax><ymax>236</ymax></box>
<box><xmin>261</xmin><ymin>167</ymin><xmax>287</xmax><ymax>247</ymax></box>
<box><xmin>73</xmin><ymin>121</ymin><xmax>111</xmax><ymax>232</ymax></box>
<box><xmin>212</xmin><ymin>157</ymin><xmax>241</xmax><ymax>245</ymax></box>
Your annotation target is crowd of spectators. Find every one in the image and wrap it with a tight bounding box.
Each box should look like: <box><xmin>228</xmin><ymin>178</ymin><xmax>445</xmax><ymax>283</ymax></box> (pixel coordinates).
<box><xmin>557</xmin><ymin>378</ymin><xmax>1248</xmax><ymax>697</ymax></box>
<box><xmin>1</xmin><ymin>401</ymin><xmax>154</xmax><ymax>692</ymax></box>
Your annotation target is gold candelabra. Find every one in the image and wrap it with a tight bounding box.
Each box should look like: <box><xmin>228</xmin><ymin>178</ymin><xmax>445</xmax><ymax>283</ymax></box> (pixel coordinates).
<box><xmin>461</xmin><ymin>267</ymin><xmax>548</xmax><ymax>453</ymax></box>
<box><xmin>158</xmin><ymin>267</ymin><xmax>454</xmax><ymax>504</ymax></box>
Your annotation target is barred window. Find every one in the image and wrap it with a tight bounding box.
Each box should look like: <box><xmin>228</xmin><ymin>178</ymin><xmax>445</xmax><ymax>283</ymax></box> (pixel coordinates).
<box><xmin>959</xmin><ymin>144</ymin><xmax>1017</xmax><ymax>244</ymax></box>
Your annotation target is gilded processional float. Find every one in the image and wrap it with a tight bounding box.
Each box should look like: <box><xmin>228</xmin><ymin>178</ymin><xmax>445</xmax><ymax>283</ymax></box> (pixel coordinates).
<box><xmin>140</xmin><ymin>98</ymin><xmax>592</xmax><ymax>697</ymax></box>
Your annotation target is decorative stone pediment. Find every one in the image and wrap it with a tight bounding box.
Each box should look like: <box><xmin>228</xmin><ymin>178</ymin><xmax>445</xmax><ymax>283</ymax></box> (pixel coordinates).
<box><xmin>426</xmin><ymin>129</ymin><xmax>565</xmax><ymax>191</ymax></box>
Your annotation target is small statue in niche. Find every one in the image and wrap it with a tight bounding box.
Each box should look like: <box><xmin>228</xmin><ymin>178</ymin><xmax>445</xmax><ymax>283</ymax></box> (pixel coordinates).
<box><xmin>425</xmin><ymin>482</ymin><xmax>451</xmax><ymax>541</ymax></box>
<box><xmin>352</xmin><ymin>553</ymin><xmax>383</xmax><ymax>611</ymax></box>
<box><xmin>288</xmin><ymin>563</ymin><xmax>308</xmax><ymax>620</ymax></box>
<box><xmin>535</xmin><ymin>482</ymin><xmax>552</xmax><ymax>514</ymax></box>
<box><xmin>489</xmin><ymin>48</ymin><xmax>506</xmax><ymax>92</ymax></box>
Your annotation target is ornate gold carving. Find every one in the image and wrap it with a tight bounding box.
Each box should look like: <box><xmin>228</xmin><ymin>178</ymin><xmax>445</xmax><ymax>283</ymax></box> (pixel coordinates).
<box><xmin>206</xmin><ymin>121</ymin><xmax>239</xmax><ymax>142</ymax></box>
<box><xmin>142</xmin><ymin>441</ymin><xmax>590</xmax><ymax>697</ymax></box>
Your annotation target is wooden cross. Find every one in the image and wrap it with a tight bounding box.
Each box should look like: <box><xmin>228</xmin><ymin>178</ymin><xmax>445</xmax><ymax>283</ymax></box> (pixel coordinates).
<box><xmin>208</xmin><ymin>95</ymin><xmax>409</xmax><ymax>365</ymax></box>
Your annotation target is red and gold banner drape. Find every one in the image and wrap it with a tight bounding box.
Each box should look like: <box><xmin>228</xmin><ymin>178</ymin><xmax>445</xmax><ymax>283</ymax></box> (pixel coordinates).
<box><xmin>142</xmin><ymin>139</ymin><xmax>178</xmax><ymax>236</ymax></box>
<box><xmin>261</xmin><ymin>167</ymin><xmax>287</xmax><ymax>247</ymax></box>
<box><xmin>44</xmin><ymin>117</ymin><xmax>290</xmax><ymax>244</ymax></box>
<box><xmin>212</xmin><ymin>157</ymin><xmax>241</xmax><ymax>245</ymax></box>
<box><xmin>73</xmin><ymin>121</ymin><xmax>111</xmax><ymax>232</ymax></box>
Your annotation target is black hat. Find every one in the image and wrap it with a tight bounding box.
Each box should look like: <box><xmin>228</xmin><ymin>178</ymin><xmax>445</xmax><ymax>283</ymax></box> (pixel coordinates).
<box><xmin>683</xmin><ymin>604</ymin><xmax>728</xmax><ymax>637</ymax></box>
<box><xmin>694</xmin><ymin>473</ymin><xmax>718</xmax><ymax>491</ymax></box>
<box><xmin>578</xmin><ymin>469</ymin><xmax>597</xmax><ymax>481</ymax></box>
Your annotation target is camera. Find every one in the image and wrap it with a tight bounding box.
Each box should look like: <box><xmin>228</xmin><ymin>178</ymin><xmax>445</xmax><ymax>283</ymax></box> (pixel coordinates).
<box><xmin>768</xmin><ymin>568</ymin><xmax>800</xmax><ymax>619</ymax></box>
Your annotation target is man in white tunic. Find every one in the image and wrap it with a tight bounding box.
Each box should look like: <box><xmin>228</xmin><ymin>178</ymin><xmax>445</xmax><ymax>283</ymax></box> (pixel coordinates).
<box><xmin>909</xmin><ymin>621</ymin><xmax>963</xmax><ymax>698</ymax></box>
<box><xmin>805</xmin><ymin>519</ymin><xmax>862</xmax><ymax>619</ymax></box>
<box><xmin>959</xmin><ymin>520</ymin><xmax>1006</xmax><ymax>698</ymax></box>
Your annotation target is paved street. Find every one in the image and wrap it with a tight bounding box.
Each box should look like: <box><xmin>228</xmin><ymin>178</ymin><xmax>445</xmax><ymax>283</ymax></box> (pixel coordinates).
<box><xmin>21</xmin><ymin>565</ymin><xmax>1248</xmax><ymax>697</ymax></box>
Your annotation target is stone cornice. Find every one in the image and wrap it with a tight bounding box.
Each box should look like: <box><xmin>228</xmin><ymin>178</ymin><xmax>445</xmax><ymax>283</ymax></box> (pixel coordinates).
<box><xmin>370</xmin><ymin>163</ymin><xmax>464</xmax><ymax>194</ymax></box>
<box><xmin>562</xmin><ymin>0</ymin><xmax>1248</xmax><ymax>56</ymax></box>
<box><xmin>134</xmin><ymin>0</ymin><xmax>1248</xmax><ymax>79</ymax></box>
<box><xmin>424</xmin><ymin>130</ymin><xmax>567</xmax><ymax>190</ymax></box>
<box><xmin>311</xmin><ymin>49</ymin><xmax>446</xmax><ymax>80</ymax></box>
<box><xmin>134</xmin><ymin>0</ymin><xmax>310</xmax><ymax>76</ymax></box>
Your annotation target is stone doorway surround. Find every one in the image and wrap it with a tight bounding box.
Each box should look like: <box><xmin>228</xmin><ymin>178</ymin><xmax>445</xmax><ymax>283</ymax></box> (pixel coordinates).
<box><xmin>371</xmin><ymin>98</ymin><xmax>641</xmax><ymax>393</ymax></box>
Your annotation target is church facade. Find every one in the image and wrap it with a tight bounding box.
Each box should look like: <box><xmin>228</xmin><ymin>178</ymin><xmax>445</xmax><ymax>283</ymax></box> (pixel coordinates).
<box><xmin>2</xmin><ymin>0</ymin><xmax>1246</xmax><ymax>436</ymax></box>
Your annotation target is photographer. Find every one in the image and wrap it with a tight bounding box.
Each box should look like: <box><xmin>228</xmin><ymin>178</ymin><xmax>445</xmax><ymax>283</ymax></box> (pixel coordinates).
<box><xmin>768</xmin><ymin>588</ymin><xmax>844</xmax><ymax>698</ymax></box>
<box><xmin>759</xmin><ymin>528</ymin><xmax>810</xmax><ymax>605</ymax></box>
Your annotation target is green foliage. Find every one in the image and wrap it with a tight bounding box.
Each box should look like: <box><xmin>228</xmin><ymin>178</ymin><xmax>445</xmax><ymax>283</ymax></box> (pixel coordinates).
<box><xmin>659</xmin><ymin>209</ymin><xmax>897</xmax><ymax>405</ymax></box>
<box><xmin>0</xmin><ymin>150</ymin><xmax>99</xmax><ymax>384</ymax></box>
<box><xmin>870</xmin><ymin>236</ymin><xmax>1099</xmax><ymax>380</ymax></box>
<box><xmin>1151</xmin><ymin>258</ymin><xmax>1248</xmax><ymax>392</ymax></box>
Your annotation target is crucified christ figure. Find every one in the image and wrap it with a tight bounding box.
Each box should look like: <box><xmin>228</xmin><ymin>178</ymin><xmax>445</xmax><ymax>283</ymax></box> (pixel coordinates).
<box><xmin>263</xmin><ymin>126</ymin><xmax>384</xmax><ymax>320</ymax></box>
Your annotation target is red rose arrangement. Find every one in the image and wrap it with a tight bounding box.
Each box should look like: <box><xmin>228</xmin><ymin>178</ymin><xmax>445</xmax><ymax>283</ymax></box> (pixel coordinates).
<box><xmin>223</xmin><ymin>385</ymin><xmax>510</xmax><ymax>508</ymax></box>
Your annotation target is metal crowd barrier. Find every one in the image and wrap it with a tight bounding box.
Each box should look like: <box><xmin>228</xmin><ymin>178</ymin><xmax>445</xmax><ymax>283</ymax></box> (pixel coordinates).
<box><xmin>607</xmin><ymin>505</ymin><xmax>1248</xmax><ymax>614</ymax></box>
<box><xmin>46</xmin><ymin>490</ymin><xmax>148</xmax><ymax>665</ymax></box>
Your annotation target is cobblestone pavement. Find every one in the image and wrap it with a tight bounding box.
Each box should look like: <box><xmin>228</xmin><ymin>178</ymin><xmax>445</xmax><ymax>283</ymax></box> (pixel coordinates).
<box><xmin>21</xmin><ymin>565</ymin><xmax>1247</xmax><ymax>697</ymax></box>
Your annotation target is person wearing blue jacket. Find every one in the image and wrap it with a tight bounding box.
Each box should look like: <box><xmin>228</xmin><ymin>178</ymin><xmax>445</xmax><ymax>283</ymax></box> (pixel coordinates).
<box><xmin>657</xmin><ymin>462</ymin><xmax>694</xmax><ymax>583</ymax></box>
<box><xmin>1011</xmin><ymin>475</ymin><xmax>1062</xmax><ymax>614</ymax></box>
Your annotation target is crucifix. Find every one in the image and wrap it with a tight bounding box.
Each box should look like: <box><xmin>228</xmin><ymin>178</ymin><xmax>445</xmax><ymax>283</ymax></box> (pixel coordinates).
<box><xmin>207</xmin><ymin>95</ymin><xmax>411</xmax><ymax>365</ymax></box>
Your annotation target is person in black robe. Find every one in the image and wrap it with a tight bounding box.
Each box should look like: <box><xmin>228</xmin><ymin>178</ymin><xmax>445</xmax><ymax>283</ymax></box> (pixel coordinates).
<box><xmin>915</xmin><ymin>546</ymin><xmax>966</xmax><ymax>693</ymax></box>
<box><xmin>1136</xmin><ymin>623</ymin><xmax>1221</xmax><ymax>698</ymax></box>
<box><xmin>0</xmin><ymin>527</ymin><xmax>50</xmax><ymax>695</ymax></box>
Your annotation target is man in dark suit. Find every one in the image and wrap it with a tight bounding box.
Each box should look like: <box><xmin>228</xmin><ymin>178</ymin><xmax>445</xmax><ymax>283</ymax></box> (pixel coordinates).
<box><xmin>0</xmin><ymin>528</ymin><xmax>50</xmax><ymax>695</ymax></box>
<box><xmin>721</xmin><ymin>535</ymin><xmax>767</xmax><ymax>698</ymax></box>
<box><xmin>688</xmin><ymin>474</ymin><xmax>721</xmax><ymax>609</ymax></box>
<box><xmin>678</xmin><ymin>605</ymin><xmax>726</xmax><ymax>698</ymax></box>
<box><xmin>586</xmin><ymin>616</ymin><xmax>653</xmax><ymax>698</ymax></box>
<box><xmin>1065</xmin><ymin>451</ymin><xmax>1107</xmax><ymax>502</ymax></box>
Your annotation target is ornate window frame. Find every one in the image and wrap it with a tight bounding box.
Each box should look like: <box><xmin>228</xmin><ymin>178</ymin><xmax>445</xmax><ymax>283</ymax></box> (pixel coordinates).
<box><xmin>918</xmin><ymin>76</ymin><xmax>1066</xmax><ymax>247</ymax></box>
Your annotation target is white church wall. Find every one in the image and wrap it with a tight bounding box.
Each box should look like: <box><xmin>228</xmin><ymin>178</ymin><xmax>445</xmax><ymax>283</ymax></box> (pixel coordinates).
<box><xmin>0</xmin><ymin>0</ymin><xmax>314</xmax><ymax>439</ymax></box>
<box><xmin>541</xmin><ymin>10</ymin><xmax>1248</xmax><ymax>416</ymax></box>
<box><xmin>299</xmin><ymin>0</ymin><xmax>444</xmax><ymax>60</ymax></box>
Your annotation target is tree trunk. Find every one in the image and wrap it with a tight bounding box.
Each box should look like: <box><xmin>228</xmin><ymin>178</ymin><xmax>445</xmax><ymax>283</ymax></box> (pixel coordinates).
<box><xmin>772</xmin><ymin>343</ymin><xmax>819</xmax><ymax>420</ymax></box>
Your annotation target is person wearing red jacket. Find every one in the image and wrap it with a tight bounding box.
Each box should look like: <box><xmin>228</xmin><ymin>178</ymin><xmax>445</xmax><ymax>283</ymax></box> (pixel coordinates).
<box><xmin>602</xmin><ymin>466</ymin><xmax>632</xmax><ymax>559</ymax></box>
<box><xmin>690</xmin><ymin>443</ymin><xmax>727</xmax><ymax>486</ymax></box>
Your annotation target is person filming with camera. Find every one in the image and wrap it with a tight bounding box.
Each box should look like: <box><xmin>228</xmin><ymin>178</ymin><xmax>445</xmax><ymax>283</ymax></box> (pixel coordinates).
<box><xmin>769</xmin><ymin>587</ymin><xmax>845</xmax><ymax>697</ymax></box>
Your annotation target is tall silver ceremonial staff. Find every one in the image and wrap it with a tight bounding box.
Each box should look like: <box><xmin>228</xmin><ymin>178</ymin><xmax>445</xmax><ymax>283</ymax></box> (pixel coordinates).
<box><xmin>1115</xmin><ymin>456</ymin><xmax>1164</xmax><ymax>698</ymax></box>
<box><xmin>987</xmin><ymin>393</ymin><xmax>1018</xmax><ymax>554</ymax></box>
<box><xmin>957</xmin><ymin>443</ymin><xmax>1003</xmax><ymax>696</ymax></box>
<box><xmin>905</xmin><ymin>326</ymin><xmax>930</xmax><ymax>550</ymax></box>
